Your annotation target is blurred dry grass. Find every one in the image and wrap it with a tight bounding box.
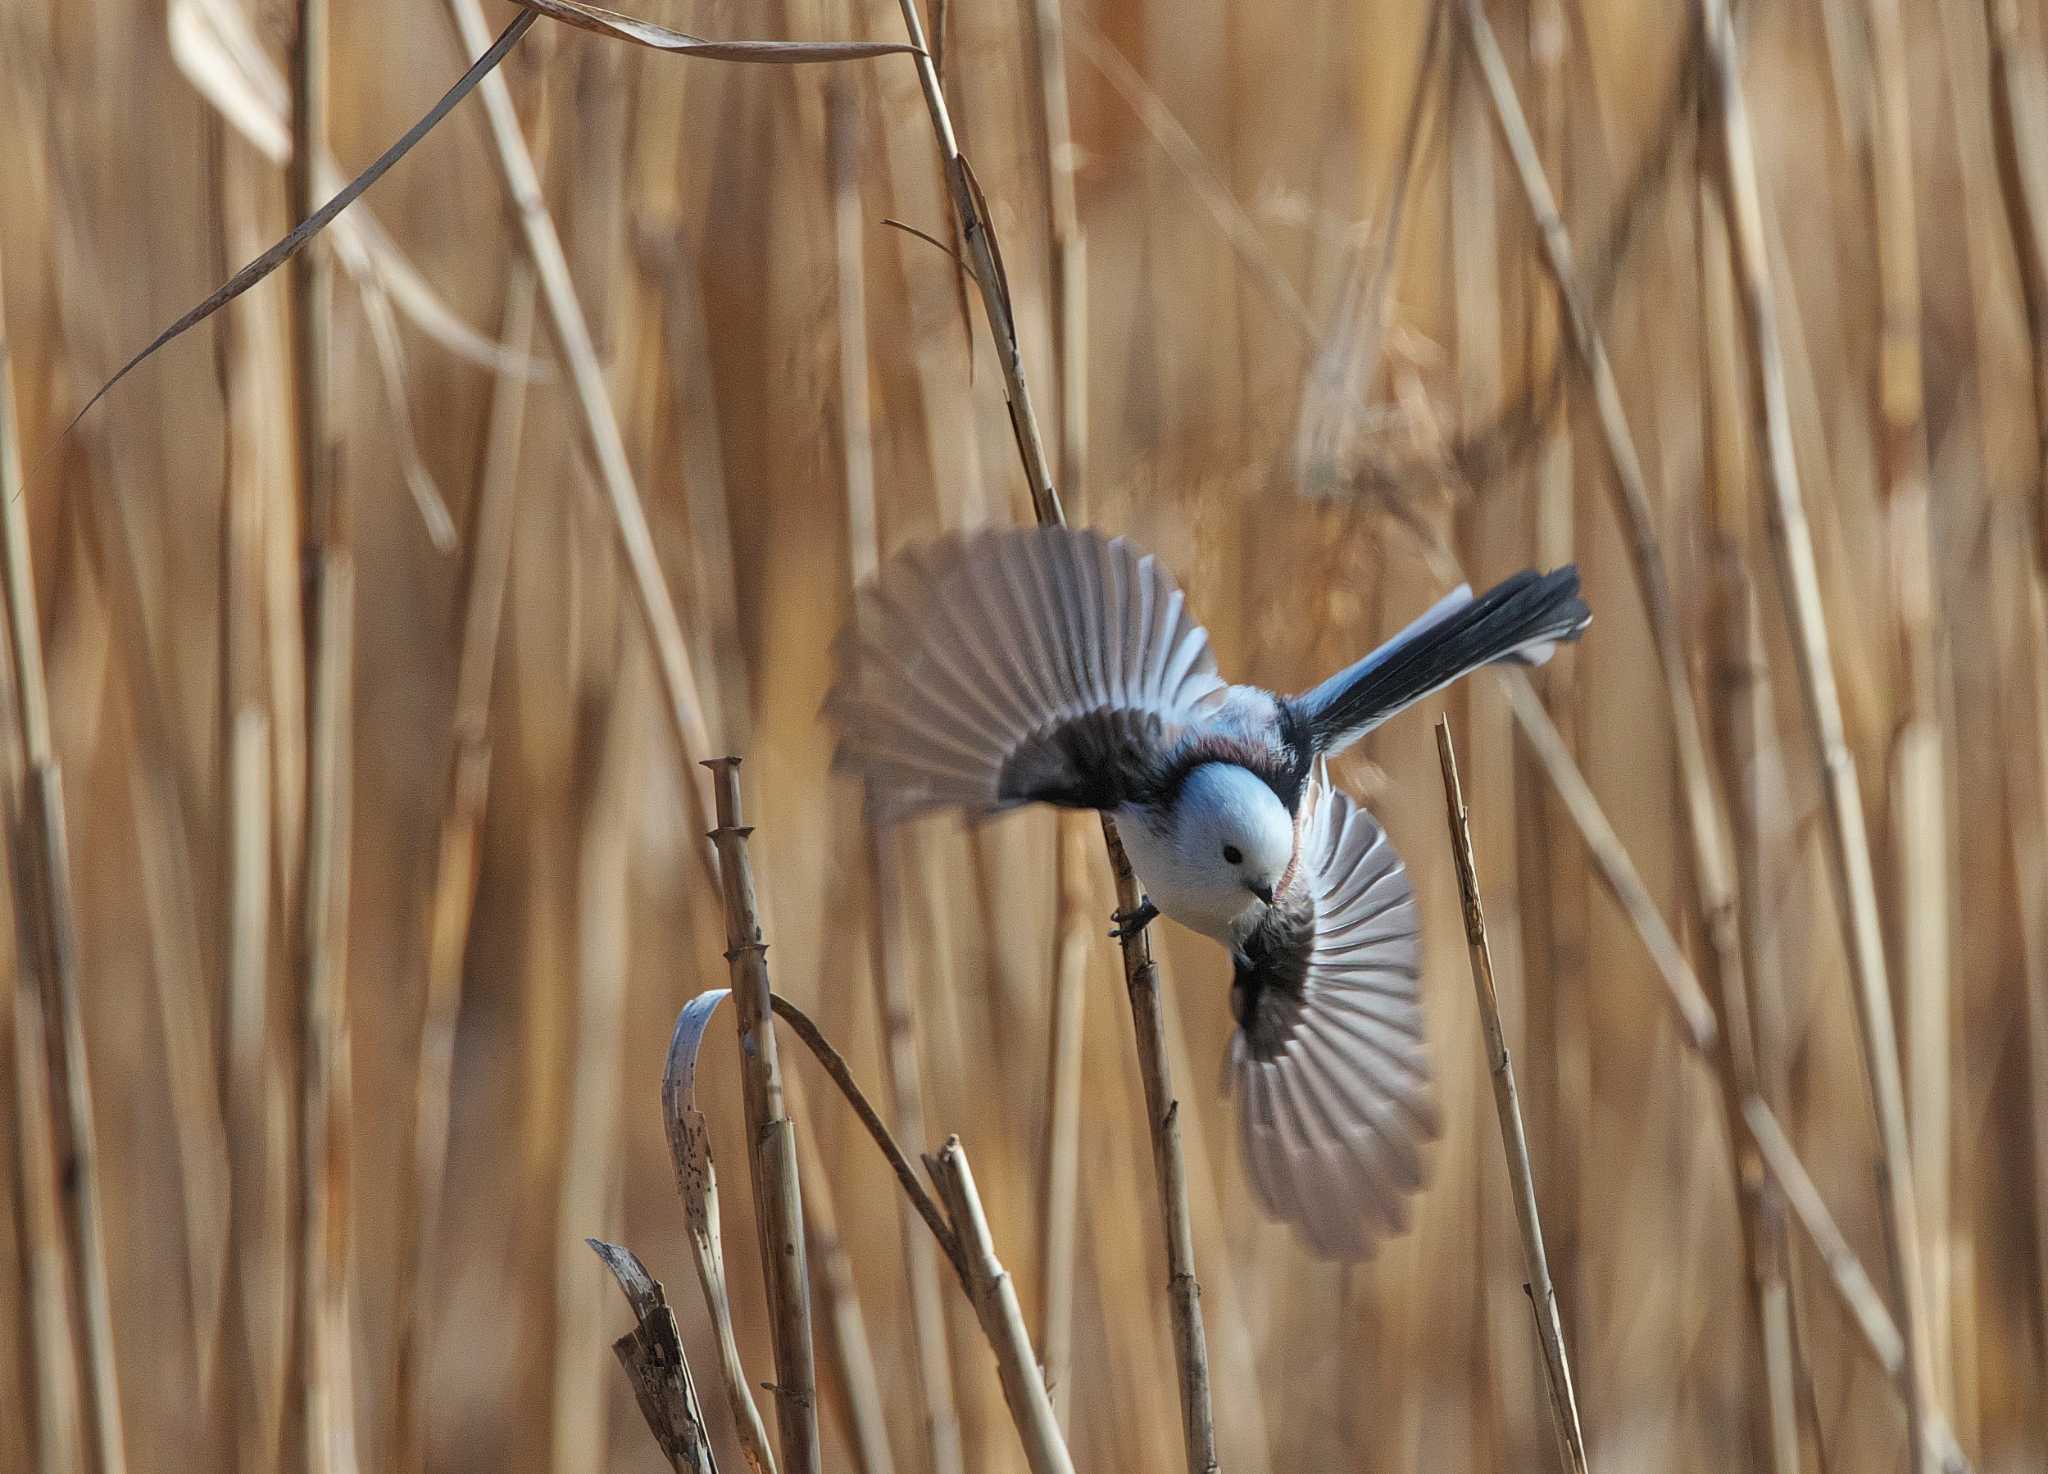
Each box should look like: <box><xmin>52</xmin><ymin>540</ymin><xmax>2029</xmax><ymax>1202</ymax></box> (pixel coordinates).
<box><xmin>2</xmin><ymin>0</ymin><xmax>2046</xmax><ymax>1471</ymax></box>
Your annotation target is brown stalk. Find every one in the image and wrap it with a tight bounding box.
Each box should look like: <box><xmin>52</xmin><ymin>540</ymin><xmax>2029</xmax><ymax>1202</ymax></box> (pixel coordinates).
<box><xmin>1700</xmin><ymin>151</ymin><xmax>1803</xmax><ymax>1474</ymax></box>
<box><xmin>1866</xmin><ymin>0</ymin><xmax>1956</xmax><ymax>1408</ymax></box>
<box><xmin>1436</xmin><ymin>720</ymin><xmax>1588</xmax><ymax>1474</ymax></box>
<box><xmin>1452</xmin><ymin>4</ymin><xmax>1793</xmax><ymax>1463</ymax></box>
<box><xmin>285</xmin><ymin>1</ymin><xmax>360</xmax><ymax>1468</ymax></box>
<box><xmin>1979</xmin><ymin>0</ymin><xmax>2048</xmax><ymax>567</ymax></box>
<box><xmin>554</xmin><ymin>654</ymin><xmax>646</xmax><ymax>1474</ymax></box>
<box><xmin>213</xmin><ymin>114</ymin><xmax>293</xmax><ymax>1474</ymax></box>
<box><xmin>830</xmin><ymin>63</ymin><xmax>965</xmax><ymax>1474</ymax></box>
<box><xmin>882</xmin><ymin>4</ymin><xmax>1218</xmax><ymax>1465</ymax></box>
<box><xmin>0</xmin><ymin>243</ymin><xmax>127</xmax><ymax>1474</ymax></box>
<box><xmin>444</xmin><ymin>0</ymin><xmax>719</xmax><ymax>877</ymax></box>
<box><xmin>389</xmin><ymin>260</ymin><xmax>537</xmax><ymax>1474</ymax></box>
<box><xmin>1695</xmin><ymin>5</ymin><xmax>1944</xmax><ymax>1469</ymax></box>
<box><xmin>787</xmin><ymin>1067</ymin><xmax>896</xmax><ymax>1474</ymax></box>
<box><xmin>827</xmin><ymin>65</ymin><xmax>965</xmax><ymax>1474</ymax></box>
<box><xmin>925</xmin><ymin>1138</ymin><xmax>1078</xmax><ymax>1474</ymax></box>
<box><xmin>589</xmin><ymin>1240</ymin><xmax>719</xmax><ymax>1474</ymax></box>
<box><xmin>702</xmin><ymin>758</ymin><xmax>820</xmax><ymax>1474</ymax></box>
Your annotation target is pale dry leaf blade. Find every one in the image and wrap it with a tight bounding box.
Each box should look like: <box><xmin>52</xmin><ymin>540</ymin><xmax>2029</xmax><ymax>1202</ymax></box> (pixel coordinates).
<box><xmin>507</xmin><ymin>0</ymin><xmax>921</xmax><ymax>61</ymax></box>
<box><xmin>661</xmin><ymin>992</ymin><xmax>779</xmax><ymax>1474</ymax></box>
<box><xmin>54</xmin><ymin>10</ymin><xmax>539</xmax><ymax>455</ymax></box>
<box><xmin>168</xmin><ymin>0</ymin><xmax>554</xmax><ymax>382</ymax></box>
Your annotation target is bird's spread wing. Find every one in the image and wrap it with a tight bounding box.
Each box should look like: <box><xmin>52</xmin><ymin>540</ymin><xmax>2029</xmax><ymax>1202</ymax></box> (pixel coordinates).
<box><xmin>1227</xmin><ymin>785</ymin><xmax>1438</xmax><ymax>1259</ymax></box>
<box><xmin>827</xmin><ymin>527</ymin><xmax>1226</xmax><ymax>824</ymax></box>
<box><xmin>1293</xmin><ymin>567</ymin><xmax>1590</xmax><ymax>756</ymax></box>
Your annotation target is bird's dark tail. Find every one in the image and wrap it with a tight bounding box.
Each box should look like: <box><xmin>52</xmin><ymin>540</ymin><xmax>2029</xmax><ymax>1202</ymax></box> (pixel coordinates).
<box><xmin>1293</xmin><ymin>567</ymin><xmax>1590</xmax><ymax>755</ymax></box>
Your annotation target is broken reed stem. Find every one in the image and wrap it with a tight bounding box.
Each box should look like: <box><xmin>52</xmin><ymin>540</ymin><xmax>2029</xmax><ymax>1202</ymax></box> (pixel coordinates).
<box><xmin>702</xmin><ymin>759</ymin><xmax>820</xmax><ymax>1474</ymax></box>
<box><xmin>444</xmin><ymin>0</ymin><xmax>719</xmax><ymax>880</ymax></box>
<box><xmin>390</xmin><ymin>260</ymin><xmax>537</xmax><ymax>1474</ymax></box>
<box><xmin>1436</xmin><ymin>721</ymin><xmax>1587</xmax><ymax>1474</ymax></box>
<box><xmin>0</xmin><ymin>244</ymin><xmax>128</xmax><ymax>1474</ymax></box>
<box><xmin>926</xmin><ymin>1138</ymin><xmax>1078</xmax><ymax>1474</ymax></box>
<box><xmin>588</xmin><ymin>1241</ymin><xmax>719</xmax><ymax>1474</ymax></box>
<box><xmin>1451</xmin><ymin>6</ymin><xmax>1792</xmax><ymax>1464</ymax></box>
<box><xmin>884</xmin><ymin>4</ymin><xmax>1218</xmax><ymax>1465</ymax></box>
<box><xmin>1695</xmin><ymin>6</ymin><xmax>1943</xmax><ymax>1469</ymax></box>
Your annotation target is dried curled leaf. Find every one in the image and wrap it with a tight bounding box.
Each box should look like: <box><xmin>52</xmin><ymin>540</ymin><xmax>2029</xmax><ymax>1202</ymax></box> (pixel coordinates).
<box><xmin>661</xmin><ymin>992</ymin><xmax>779</xmax><ymax>1474</ymax></box>
<box><xmin>507</xmin><ymin>0</ymin><xmax>922</xmax><ymax>62</ymax></box>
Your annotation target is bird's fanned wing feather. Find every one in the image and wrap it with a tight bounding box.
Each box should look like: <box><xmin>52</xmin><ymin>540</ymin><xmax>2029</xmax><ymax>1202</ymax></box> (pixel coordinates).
<box><xmin>827</xmin><ymin>527</ymin><xmax>1226</xmax><ymax>824</ymax></box>
<box><xmin>1227</xmin><ymin>786</ymin><xmax>1438</xmax><ymax>1259</ymax></box>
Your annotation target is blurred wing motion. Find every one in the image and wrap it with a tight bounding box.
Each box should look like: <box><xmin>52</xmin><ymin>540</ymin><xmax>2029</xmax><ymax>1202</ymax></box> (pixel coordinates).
<box><xmin>828</xmin><ymin>526</ymin><xmax>1226</xmax><ymax>825</ymax></box>
<box><xmin>1228</xmin><ymin>786</ymin><xmax>1438</xmax><ymax>1259</ymax></box>
<box><xmin>1295</xmin><ymin>566</ymin><xmax>1590</xmax><ymax>756</ymax></box>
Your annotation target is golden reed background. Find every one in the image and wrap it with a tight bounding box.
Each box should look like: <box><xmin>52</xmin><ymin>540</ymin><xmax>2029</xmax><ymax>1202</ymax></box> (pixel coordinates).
<box><xmin>1</xmin><ymin>0</ymin><xmax>2045</xmax><ymax>1471</ymax></box>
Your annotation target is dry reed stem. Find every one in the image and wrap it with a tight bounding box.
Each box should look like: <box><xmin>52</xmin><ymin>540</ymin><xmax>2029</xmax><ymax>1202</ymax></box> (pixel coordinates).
<box><xmin>1695</xmin><ymin>6</ymin><xmax>1943</xmax><ymax>1469</ymax></box>
<box><xmin>786</xmin><ymin>1066</ymin><xmax>896</xmax><ymax>1474</ymax></box>
<box><xmin>703</xmin><ymin>758</ymin><xmax>820</xmax><ymax>1474</ymax></box>
<box><xmin>1</xmin><ymin>319</ymin><xmax>80</xmax><ymax>1474</ymax></box>
<box><xmin>1436</xmin><ymin>720</ymin><xmax>1588</xmax><ymax>1474</ymax></box>
<box><xmin>444</xmin><ymin>0</ymin><xmax>719</xmax><ymax>880</ymax></box>
<box><xmin>926</xmin><ymin>1138</ymin><xmax>1078</xmax><ymax>1474</ymax></box>
<box><xmin>1978</xmin><ymin>0</ymin><xmax>2048</xmax><ymax>566</ymax></box>
<box><xmin>1451</xmin><ymin>6</ymin><xmax>1793</xmax><ymax>1462</ymax></box>
<box><xmin>767</xmin><ymin>991</ymin><xmax>966</xmax><ymax>1284</ymax></box>
<box><xmin>1700</xmin><ymin>165</ymin><xmax>1802</xmax><ymax>1474</ymax></box>
<box><xmin>287</xmin><ymin>1</ymin><xmax>361</xmax><ymax>1467</ymax></box>
<box><xmin>824</xmin><ymin>56</ymin><xmax>964</xmax><ymax>1474</ymax></box>
<box><xmin>883</xmin><ymin>5</ymin><xmax>1218</xmax><ymax>1465</ymax></box>
<box><xmin>214</xmin><ymin>122</ymin><xmax>293</xmax><ymax>1471</ymax></box>
<box><xmin>588</xmin><ymin>1240</ymin><xmax>719</xmax><ymax>1474</ymax></box>
<box><xmin>1038</xmin><ymin>812</ymin><xmax>1092</xmax><ymax>1425</ymax></box>
<box><xmin>1865</xmin><ymin>0</ymin><xmax>1955</xmax><ymax>1407</ymax></box>
<box><xmin>0</xmin><ymin>245</ymin><xmax>126</xmax><ymax>1474</ymax></box>
<box><xmin>390</xmin><ymin>260</ymin><xmax>538</xmax><ymax>1474</ymax></box>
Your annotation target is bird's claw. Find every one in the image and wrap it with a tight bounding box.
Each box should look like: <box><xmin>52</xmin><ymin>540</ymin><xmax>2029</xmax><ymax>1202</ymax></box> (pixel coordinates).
<box><xmin>1109</xmin><ymin>899</ymin><xmax>1159</xmax><ymax>942</ymax></box>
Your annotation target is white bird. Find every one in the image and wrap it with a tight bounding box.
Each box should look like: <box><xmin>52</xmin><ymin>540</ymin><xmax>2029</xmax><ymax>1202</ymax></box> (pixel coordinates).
<box><xmin>826</xmin><ymin>526</ymin><xmax>1590</xmax><ymax>1258</ymax></box>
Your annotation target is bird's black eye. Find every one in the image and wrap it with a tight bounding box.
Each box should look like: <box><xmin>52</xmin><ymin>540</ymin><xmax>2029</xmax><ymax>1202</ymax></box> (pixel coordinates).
<box><xmin>1222</xmin><ymin>844</ymin><xmax>1243</xmax><ymax>866</ymax></box>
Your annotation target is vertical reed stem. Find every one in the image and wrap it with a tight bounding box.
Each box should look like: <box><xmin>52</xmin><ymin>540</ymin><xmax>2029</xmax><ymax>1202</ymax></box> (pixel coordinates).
<box><xmin>1695</xmin><ymin>5</ymin><xmax>1943</xmax><ymax>1466</ymax></box>
<box><xmin>0</xmin><ymin>240</ymin><xmax>128</xmax><ymax>1474</ymax></box>
<box><xmin>1437</xmin><ymin>720</ymin><xmax>1588</xmax><ymax>1474</ymax></box>
<box><xmin>703</xmin><ymin>759</ymin><xmax>820</xmax><ymax>1474</ymax></box>
<box><xmin>884</xmin><ymin>5</ymin><xmax>1218</xmax><ymax>1465</ymax></box>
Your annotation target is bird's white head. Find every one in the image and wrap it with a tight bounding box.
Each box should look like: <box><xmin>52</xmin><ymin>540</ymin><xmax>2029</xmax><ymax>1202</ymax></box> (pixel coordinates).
<box><xmin>1164</xmin><ymin>763</ymin><xmax>1296</xmax><ymax>939</ymax></box>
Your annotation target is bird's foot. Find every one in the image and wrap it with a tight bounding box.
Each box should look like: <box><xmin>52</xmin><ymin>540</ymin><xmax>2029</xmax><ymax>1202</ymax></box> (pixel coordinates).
<box><xmin>1109</xmin><ymin>898</ymin><xmax>1159</xmax><ymax>942</ymax></box>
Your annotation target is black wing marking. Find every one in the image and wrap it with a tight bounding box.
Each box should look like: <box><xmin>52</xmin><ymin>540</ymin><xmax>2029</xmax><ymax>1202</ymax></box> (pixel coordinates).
<box><xmin>1295</xmin><ymin>567</ymin><xmax>1591</xmax><ymax>756</ymax></box>
<box><xmin>1227</xmin><ymin>786</ymin><xmax>1439</xmax><ymax>1260</ymax></box>
<box><xmin>827</xmin><ymin>526</ymin><xmax>1226</xmax><ymax>824</ymax></box>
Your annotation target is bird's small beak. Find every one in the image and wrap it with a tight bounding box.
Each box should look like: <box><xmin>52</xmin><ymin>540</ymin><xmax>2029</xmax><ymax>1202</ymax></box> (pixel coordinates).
<box><xmin>1250</xmin><ymin>882</ymin><xmax>1275</xmax><ymax>907</ymax></box>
